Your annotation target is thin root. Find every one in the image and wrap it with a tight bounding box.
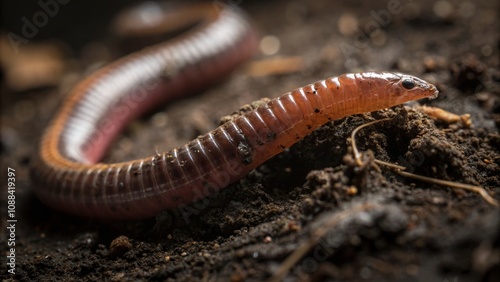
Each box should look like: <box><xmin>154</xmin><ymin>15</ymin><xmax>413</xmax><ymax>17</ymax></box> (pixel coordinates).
<box><xmin>350</xmin><ymin>117</ymin><xmax>391</xmax><ymax>166</ymax></box>
<box><xmin>351</xmin><ymin>118</ymin><xmax>499</xmax><ymax>207</ymax></box>
<box><xmin>375</xmin><ymin>159</ymin><xmax>499</xmax><ymax>207</ymax></box>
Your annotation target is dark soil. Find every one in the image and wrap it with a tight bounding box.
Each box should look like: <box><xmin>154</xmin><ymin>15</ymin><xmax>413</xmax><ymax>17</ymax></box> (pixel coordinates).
<box><xmin>1</xmin><ymin>0</ymin><xmax>499</xmax><ymax>281</ymax></box>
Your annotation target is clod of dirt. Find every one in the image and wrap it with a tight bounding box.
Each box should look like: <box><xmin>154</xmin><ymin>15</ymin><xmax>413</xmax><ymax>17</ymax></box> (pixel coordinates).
<box><xmin>109</xmin><ymin>236</ymin><xmax>132</xmax><ymax>257</ymax></box>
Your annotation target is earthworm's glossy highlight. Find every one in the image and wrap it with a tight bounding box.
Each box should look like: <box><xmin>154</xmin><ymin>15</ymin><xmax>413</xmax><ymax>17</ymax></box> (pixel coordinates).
<box><xmin>30</xmin><ymin>3</ymin><xmax>438</xmax><ymax>219</ymax></box>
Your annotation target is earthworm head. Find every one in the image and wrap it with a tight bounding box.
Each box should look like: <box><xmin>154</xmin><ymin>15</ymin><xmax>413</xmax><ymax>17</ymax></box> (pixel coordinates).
<box><xmin>387</xmin><ymin>72</ymin><xmax>439</xmax><ymax>104</ymax></box>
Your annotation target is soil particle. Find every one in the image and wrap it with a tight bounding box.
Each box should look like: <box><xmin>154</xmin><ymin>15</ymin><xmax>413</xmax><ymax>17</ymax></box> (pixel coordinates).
<box><xmin>109</xmin><ymin>236</ymin><xmax>132</xmax><ymax>257</ymax></box>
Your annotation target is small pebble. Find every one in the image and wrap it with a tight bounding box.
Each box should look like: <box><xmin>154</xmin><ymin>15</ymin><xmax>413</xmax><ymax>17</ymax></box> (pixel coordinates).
<box><xmin>286</xmin><ymin>221</ymin><xmax>301</xmax><ymax>232</ymax></box>
<box><xmin>259</xmin><ymin>35</ymin><xmax>280</xmax><ymax>56</ymax></box>
<box><xmin>338</xmin><ymin>14</ymin><xmax>358</xmax><ymax>36</ymax></box>
<box><xmin>109</xmin><ymin>235</ymin><xmax>132</xmax><ymax>257</ymax></box>
<box><xmin>152</xmin><ymin>112</ymin><xmax>168</xmax><ymax>128</ymax></box>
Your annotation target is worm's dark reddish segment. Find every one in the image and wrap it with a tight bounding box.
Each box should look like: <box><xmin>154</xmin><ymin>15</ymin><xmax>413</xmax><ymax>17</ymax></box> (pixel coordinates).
<box><xmin>30</xmin><ymin>4</ymin><xmax>438</xmax><ymax>220</ymax></box>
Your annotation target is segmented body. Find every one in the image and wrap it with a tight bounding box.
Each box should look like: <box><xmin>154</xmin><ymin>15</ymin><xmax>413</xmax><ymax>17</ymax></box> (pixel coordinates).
<box><xmin>31</xmin><ymin>4</ymin><xmax>437</xmax><ymax>219</ymax></box>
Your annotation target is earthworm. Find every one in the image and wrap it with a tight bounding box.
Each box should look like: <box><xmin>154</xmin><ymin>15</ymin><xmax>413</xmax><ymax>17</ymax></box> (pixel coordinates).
<box><xmin>30</xmin><ymin>3</ymin><xmax>439</xmax><ymax>220</ymax></box>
